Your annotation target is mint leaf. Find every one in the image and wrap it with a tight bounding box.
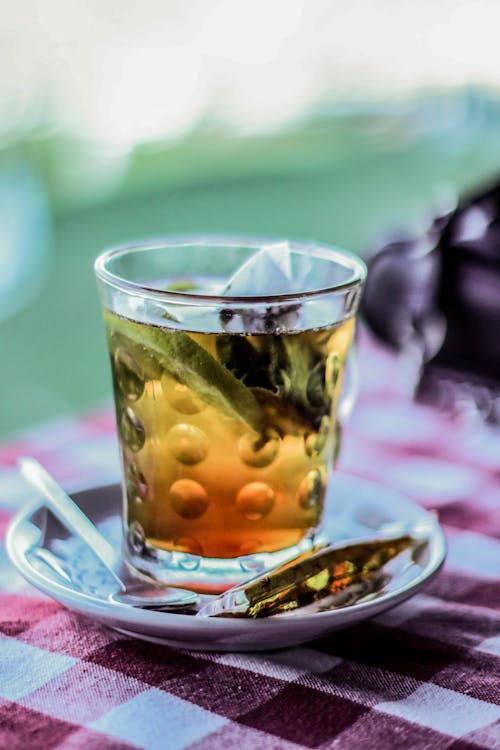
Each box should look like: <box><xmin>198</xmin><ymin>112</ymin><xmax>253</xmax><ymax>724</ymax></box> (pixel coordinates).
<box><xmin>166</xmin><ymin>280</ymin><xmax>199</xmax><ymax>292</ymax></box>
<box><xmin>104</xmin><ymin>311</ymin><xmax>263</xmax><ymax>431</ymax></box>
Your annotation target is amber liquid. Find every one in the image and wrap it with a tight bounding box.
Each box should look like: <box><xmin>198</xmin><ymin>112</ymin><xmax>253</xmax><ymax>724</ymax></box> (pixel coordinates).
<box><xmin>105</xmin><ymin>311</ymin><xmax>354</xmax><ymax>559</ymax></box>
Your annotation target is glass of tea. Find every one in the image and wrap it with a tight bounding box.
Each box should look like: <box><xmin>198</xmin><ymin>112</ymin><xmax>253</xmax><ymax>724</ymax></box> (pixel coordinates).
<box><xmin>95</xmin><ymin>237</ymin><xmax>366</xmax><ymax>593</ymax></box>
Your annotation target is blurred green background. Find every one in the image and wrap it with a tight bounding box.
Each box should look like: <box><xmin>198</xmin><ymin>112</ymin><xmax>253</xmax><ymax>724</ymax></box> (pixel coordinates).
<box><xmin>2</xmin><ymin>0</ymin><xmax>500</xmax><ymax>441</ymax></box>
<box><xmin>3</xmin><ymin>95</ymin><xmax>500</xmax><ymax>441</ymax></box>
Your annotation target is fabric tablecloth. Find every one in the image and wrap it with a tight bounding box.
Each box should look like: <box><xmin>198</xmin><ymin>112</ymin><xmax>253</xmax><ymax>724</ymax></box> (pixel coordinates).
<box><xmin>1</xmin><ymin>333</ymin><xmax>499</xmax><ymax>750</ymax></box>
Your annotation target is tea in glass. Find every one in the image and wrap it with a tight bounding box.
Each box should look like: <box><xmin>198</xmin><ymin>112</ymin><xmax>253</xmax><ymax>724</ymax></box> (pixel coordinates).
<box><xmin>95</xmin><ymin>238</ymin><xmax>366</xmax><ymax>592</ymax></box>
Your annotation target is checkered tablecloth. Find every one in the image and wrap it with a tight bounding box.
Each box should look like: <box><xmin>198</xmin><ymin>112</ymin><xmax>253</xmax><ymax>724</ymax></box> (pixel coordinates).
<box><xmin>1</xmin><ymin>333</ymin><xmax>499</xmax><ymax>750</ymax></box>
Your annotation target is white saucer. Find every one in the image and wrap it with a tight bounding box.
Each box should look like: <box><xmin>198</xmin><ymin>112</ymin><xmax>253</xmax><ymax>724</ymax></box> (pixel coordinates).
<box><xmin>6</xmin><ymin>473</ymin><xmax>446</xmax><ymax>652</ymax></box>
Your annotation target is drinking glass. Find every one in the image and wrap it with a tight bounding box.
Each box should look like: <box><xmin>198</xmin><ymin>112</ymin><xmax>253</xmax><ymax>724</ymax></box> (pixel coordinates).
<box><xmin>95</xmin><ymin>236</ymin><xmax>366</xmax><ymax>592</ymax></box>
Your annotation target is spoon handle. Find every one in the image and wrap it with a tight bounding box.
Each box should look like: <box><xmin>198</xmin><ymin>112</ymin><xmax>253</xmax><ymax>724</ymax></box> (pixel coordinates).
<box><xmin>19</xmin><ymin>457</ymin><xmax>124</xmax><ymax>588</ymax></box>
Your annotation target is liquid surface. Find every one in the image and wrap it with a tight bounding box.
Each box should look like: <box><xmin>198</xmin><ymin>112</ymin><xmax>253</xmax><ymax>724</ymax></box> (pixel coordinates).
<box><xmin>105</xmin><ymin>308</ymin><xmax>354</xmax><ymax>559</ymax></box>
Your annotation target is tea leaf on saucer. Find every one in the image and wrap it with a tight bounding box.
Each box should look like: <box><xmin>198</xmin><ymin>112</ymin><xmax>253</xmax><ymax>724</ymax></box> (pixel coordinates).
<box><xmin>201</xmin><ymin>535</ymin><xmax>414</xmax><ymax>618</ymax></box>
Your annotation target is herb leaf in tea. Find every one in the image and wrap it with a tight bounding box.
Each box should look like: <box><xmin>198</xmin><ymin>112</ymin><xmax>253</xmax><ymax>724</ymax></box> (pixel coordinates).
<box><xmin>105</xmin><ymin>310</ymin><xmax>263</xmax><ymax>431</ymax></box>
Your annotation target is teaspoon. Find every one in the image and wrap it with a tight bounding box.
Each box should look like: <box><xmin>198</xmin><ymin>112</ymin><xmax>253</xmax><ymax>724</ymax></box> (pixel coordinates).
<box><xmin>19</xmin><ymin>457</ymin><xmax>200</xmax><ymax>611</ymax></box>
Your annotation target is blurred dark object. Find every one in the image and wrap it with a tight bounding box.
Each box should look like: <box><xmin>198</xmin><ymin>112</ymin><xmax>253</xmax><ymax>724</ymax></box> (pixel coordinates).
<box><xmin>361</xmin><ymin>178</ymin><xmax>500</xmax><ymax>424</ymax></box>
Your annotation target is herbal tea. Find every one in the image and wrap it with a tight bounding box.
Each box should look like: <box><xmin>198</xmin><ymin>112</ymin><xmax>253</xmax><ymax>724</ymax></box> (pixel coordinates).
<box><xmin>105</xmin><ymin>310</ymin><xmax>355</xmax><ymax>560</ymax></box>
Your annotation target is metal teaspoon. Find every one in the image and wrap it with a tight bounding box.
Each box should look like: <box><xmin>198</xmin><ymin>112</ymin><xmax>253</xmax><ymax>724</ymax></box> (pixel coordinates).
<box><xmin>19</xmin><ymin>457</ymin><xmax>200</xmax><ymax>610</ymax></box>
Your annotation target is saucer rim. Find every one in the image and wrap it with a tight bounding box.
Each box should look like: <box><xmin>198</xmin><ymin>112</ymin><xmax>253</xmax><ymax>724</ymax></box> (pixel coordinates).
<box><xmin>6</xmin><ymin>473</ymin><xmax>447</xmax><ymax>649</ymax></box>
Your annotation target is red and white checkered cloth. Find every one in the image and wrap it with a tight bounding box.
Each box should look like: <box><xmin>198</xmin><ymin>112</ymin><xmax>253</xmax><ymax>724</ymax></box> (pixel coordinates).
<box><xmin>1</xmin><ymin>333</ymin><xmax>499</xmax><ymax>750</ymax></box>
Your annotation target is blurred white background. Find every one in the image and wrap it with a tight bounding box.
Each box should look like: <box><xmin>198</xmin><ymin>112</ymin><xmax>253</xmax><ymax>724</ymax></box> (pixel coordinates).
<box><xmin>3</xmin><ymin>0</ymin><xmax>500</xmax><ymax>150</ymax></box>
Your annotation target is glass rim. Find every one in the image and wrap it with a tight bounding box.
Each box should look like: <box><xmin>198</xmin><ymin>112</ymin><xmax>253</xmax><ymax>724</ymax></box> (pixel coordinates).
<box><xmin>94</xmin><ymin>234</ymin><xmax>367</xmax><ymax>305</ymax></box>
